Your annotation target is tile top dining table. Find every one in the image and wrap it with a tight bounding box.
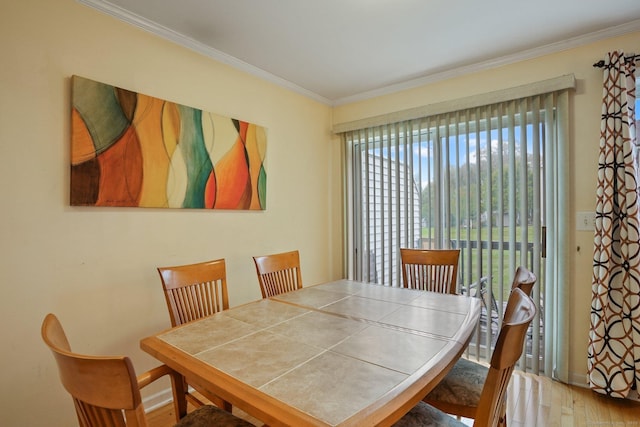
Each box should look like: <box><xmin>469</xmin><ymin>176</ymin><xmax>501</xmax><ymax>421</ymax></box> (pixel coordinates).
<box><xmin>140</xmin><ymin>279</ymin><xmax>481</xmax><ymax>427</ymax></box>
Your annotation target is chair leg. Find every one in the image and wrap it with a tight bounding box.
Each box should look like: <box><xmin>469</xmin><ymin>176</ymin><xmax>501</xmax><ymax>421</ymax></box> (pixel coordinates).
<box><xmin>169</xmin><ymin>372</ymin><xmax>189</xmax><ymax>421</ymax></box>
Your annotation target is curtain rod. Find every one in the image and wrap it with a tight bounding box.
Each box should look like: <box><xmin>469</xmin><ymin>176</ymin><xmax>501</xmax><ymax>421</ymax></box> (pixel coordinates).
<box><xmin>593</xmin><ymin>54</ymin><xmax>640</xmax><ymax>68</ymax></box>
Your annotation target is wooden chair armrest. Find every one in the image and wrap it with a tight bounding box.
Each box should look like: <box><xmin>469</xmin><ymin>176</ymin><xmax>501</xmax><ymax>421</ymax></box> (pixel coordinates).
<box><xmin>137</xmin><ymin>364</ymin><xmax>188</xmax><ymax>421</ymax></box>
<box><xmin>137</xmin><ymin>364</ymin><xmax>173</xmax><ymax>389</ymax></box>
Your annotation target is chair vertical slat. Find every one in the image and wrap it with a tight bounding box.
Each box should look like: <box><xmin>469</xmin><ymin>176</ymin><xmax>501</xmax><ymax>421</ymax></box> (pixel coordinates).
<box><xmin>186</xmin><ymin>286</ymin><xmax>198</xmax><ymax>321</ymax></box>
<box><xmin>194</xmin><ymin>283</ymin><xmax>205</xmax><ymax>318</ymax></box>
<box><xmin>179</xmin><ymin>288</ymin><xmax>191</xmax><ymax>323</ymax></box>
<box><xmin>213</xmin><ymin>281</ymin><xmax>220</xmax><ymax>312</ymax></box>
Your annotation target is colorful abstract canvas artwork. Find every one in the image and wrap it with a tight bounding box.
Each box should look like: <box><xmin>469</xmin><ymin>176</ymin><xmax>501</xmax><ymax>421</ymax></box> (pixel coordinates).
<box><xmin>70</xmin><ymin>75</ymin><xmax>267</xmax><ymax>209</ymax></box>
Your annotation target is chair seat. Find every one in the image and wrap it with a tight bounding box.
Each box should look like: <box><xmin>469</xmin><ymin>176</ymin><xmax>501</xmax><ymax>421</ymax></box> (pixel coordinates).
<box><xmin>425</xmin><ymin>357</ymin><xmax>487</xmax><ymax>410</ymax></box>
<box><xmin>393</xmin><ymin>402</ymin><xmax>466</xmax><ymax>427</ymax></box>
<box><xmin>176</xmin><ymin>405</ymin><xmax>254</xmax><ymax>427</ymax></box>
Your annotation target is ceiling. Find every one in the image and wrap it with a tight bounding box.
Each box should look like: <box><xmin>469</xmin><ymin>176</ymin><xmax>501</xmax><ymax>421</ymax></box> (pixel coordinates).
<box><xmin>81</xmin><ymin>0</ymin><xmax>640</xmax><ymax>105</ymax></box>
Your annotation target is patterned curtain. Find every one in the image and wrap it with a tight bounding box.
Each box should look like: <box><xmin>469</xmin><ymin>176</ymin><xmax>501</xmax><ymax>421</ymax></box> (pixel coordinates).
<box><xmin>588</xmin><ymin>51</ymin><xmax>640</xmax><ymax>398</ymax></box>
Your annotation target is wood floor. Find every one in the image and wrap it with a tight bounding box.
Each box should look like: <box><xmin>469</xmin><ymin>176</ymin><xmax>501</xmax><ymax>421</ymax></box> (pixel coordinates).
<box><xmin>147</xmin><ymin>371</ymin><xmax>640</xmax><ymax>426</ymax></box>
<box><xmin>503</xmin><ymin>371</ymin><xmax>639</xmax><ymax>427</ymax></box>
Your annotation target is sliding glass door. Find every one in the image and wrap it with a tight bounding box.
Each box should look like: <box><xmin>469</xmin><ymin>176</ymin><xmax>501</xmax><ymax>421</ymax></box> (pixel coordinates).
<box><xmin>343</xmin><ymin>93</ymin><xmax>563</xmax><ymax>373</ymax></box>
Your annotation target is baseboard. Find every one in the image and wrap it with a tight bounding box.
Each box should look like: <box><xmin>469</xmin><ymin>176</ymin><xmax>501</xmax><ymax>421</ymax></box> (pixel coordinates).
<box><xmin>567</xmin><ymin>371</ymin><xmax>588</xmax><ymax>388</ymax></box>
<box><xmin>143</xmin><ymin>386</ymin><xmax>174</xmax><ymax>413</ymax></box>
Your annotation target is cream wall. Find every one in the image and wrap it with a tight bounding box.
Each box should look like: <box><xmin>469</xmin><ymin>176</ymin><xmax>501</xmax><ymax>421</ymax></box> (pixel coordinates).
<box><xmin>333</xmin><ymin>30</ymin><xmax>640</xmax><ymax>386</ymax></box>
<box><xmin>0</xmin><ymin>1</ymin><xmax>339</xmax><ymax>425</ymax></box>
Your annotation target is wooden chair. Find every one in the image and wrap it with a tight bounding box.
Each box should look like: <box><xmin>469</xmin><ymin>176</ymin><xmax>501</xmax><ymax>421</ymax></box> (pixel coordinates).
<box><xmin>400</xmin><ymin>248</ymin><xmax>460</xmax><ymax>294</ymax></box>
<box><xmin>157</xmin><ymin>258</ymin><xmax>231</xmax><ymax>411</ymax></box>
<box><xmin>252</xmin><ymin>250</ymin><xmax>302</xmax><ymax>298</ymax></box>
<box><xmin>41</xmin><ymin>313</ymin><xmax>253</xmax><ymax>427</ymax></box>
<box><xmin>468</xmin><ymin>276</ymin><xmax>500</xmax><ymax>330</ymax></box>
<box><xmin>157</xmin><ymin>258</ymin><xmax>230</xmax><ymax>327</ymax></box>
<box><xmin>415</xmin><ymin>268</ymin><xmax>537</xmax><ymax>427</ymax></box>
<box><xmin>468</xmin><ymin>266</ymin><xmax>537</xmax><ymax>329</ymax></box>
<box><xmin>394</xmin><ymin>287</ymin><xmax>536</xmax><ymax>427</ymax></box>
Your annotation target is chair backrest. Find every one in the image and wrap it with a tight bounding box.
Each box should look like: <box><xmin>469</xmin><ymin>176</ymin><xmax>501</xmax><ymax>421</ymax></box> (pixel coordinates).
<box><xmin>41</xmin><ymin>314</ymin><xmax>148</xmax><ymax>427</ymax></box>
<box><xmin>473</xmin><ymin>288</ymin><xmax>536</xmax><ymax>427</ymax></box>
<box><xmin>399</xmin><ymin>248</ymin><xmax>460</xmax><ymax>293</ymax></box>
<box><xmin>157</xmin><ymin>258</ymin><xmax>229</xmax><ymax>327</ymax></box>
<box><xmin>510</xmin><ymin>265</ymin><xmax>537</xmax><ymax>297</ymax></box>
<box><xmin>253</xmin><ymin>250</ymin><xmax>302</xmax><ymax>298</ymax></box>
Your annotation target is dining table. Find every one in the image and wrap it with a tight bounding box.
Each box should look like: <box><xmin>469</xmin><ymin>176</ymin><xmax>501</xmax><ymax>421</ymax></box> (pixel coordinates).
<box><xmin>140</xmin><ymin>279</ymin><xmax>481</xmax><ymax>426</ymax></box>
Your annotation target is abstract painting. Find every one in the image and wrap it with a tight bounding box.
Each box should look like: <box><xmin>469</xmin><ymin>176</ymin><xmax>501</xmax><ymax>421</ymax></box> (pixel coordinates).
<box><xmin>70</xmin><ymin>75</ymin><xmax>267</xmax><ymax>209</ymax></box>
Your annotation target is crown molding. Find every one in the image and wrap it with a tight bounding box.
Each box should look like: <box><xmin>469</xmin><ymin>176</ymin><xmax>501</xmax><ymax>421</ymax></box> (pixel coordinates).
<box><xmin>78</xmin><ymin>1</ymin><xmax>640</xmax><ymax>107</ymax></box>
<box><xmin>76</xmin><ymin>0</ymin><xmax>333</xmax><ymax>105</ymax></box>
<box><xmin>333</xmin><ymin>19</ymin><xmax>640</xmax><ymax>106</ymax></box>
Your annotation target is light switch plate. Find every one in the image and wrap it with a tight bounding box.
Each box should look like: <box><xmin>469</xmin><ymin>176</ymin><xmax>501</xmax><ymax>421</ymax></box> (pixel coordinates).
<box><xmin>576</xmin><ymin>211</ymin><xmax>596</xmax><ymax>231</ymax></box>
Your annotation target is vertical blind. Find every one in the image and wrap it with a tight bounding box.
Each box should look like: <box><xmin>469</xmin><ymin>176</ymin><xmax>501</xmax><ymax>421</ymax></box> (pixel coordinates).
<box><xmin>340</xmin><ymin>81</ymin><xmax>572</xmax><ymax>376</ymax></box>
